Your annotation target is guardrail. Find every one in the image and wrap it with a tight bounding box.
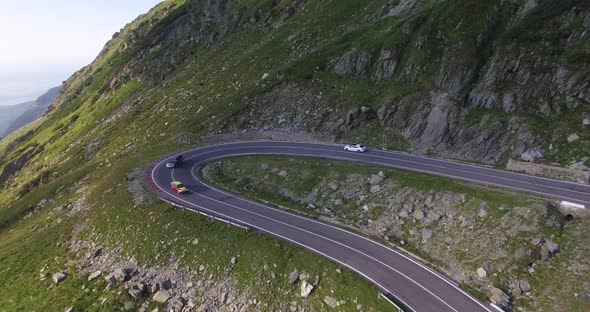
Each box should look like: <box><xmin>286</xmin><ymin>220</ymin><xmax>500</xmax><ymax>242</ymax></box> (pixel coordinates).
<box><xmin>161</xmin><ymin>194</ymin><xmax>418</xmax><ymax>311</ymax></box>
<box><xmin>379</xmin><ymin>292</ymin><xmax>406</xmax><ymax>311</ymax></box>
<box><xmin>158</xmin><ymin>197</ymin><xmax>250</xmax><ymax>231</ymax></box>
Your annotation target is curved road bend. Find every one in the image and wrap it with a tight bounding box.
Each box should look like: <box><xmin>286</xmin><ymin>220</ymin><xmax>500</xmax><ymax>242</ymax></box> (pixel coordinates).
<box><xmin>149</xmin><ymin>142</ymin><xmax>590</xmax><ymax>311</ymax></box>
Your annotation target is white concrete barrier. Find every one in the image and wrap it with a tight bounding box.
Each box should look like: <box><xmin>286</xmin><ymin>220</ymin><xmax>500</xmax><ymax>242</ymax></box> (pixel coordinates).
<box><xmin>559</xmin><ymin>201</ymin><xmax>589</xmax><ymax>218</ymax></box>
<box><xmin>560</xmin><ymin>201</ymin><xmax>586</xmax><ymax>209</ymax></box>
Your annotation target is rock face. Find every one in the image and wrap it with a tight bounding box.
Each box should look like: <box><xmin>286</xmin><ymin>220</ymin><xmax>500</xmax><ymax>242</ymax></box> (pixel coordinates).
<box><xmin>252</xmin><ymin>2</ymin><xmax>590</xmax><ymax>165</ymax></box>
<box><xmin>329</xmin><ymin>48</ymin><xmax>371</xmax><ymax>78</ymax></box>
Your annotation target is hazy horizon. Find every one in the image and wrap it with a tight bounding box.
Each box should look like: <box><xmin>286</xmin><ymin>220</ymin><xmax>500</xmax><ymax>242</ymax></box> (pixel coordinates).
<box><xmin>0</xmin><ymin>0</ymin><xmax>163</xmax><ymax>107</ymax></box>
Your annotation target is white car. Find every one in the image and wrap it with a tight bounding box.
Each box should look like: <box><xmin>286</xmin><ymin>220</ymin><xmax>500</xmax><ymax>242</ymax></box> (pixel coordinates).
<box><xmin>344</xmin><ymin>144</ymin><xmax>367</xmax><ymax>153</ymax></box>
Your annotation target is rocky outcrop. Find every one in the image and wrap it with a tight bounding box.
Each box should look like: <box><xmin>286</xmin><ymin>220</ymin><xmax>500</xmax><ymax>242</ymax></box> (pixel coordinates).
<box><xmin>329</xmin><ymin>49</ymin><xmax>371</xmax><ymax>78</ymax></box>
<box><xmin>371</xmin><ymin>49</ymin><xmax>401</xmax><ymax>83</ymax></box>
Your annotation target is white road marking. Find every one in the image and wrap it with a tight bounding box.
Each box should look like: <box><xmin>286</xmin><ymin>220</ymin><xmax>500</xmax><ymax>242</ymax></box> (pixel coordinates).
<box><xmin>215</xmin><ymin>144</ymin><xmax>590</xmax><ymax>198</ymax></box>
<box><xmin>146</xmin><ymin>140</ymin><xmax>590</xmax><ymax>312</ymax></box>
<box><xmin>186</xmin><ymin>151</ymin><xmax>495</xmax><ymax>312</ymax></box>
<box><xmin>189</xmin><ymin>145</ymin><xmax>590</xmax><ymax>204</ymax></box>
<box><xmin>174</xmin><ymin>170</ymin><xmax>459</xmax><ymax>311</ymax></box>
<box><xmin>152</xmin><ymin>158</ymin><xmax>419</xmax><ymax>311</ymax></box>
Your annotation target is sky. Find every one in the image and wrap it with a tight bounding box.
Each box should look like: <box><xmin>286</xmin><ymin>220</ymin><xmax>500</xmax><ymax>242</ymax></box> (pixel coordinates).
<box><xmin>0</xmin><ymin>0</ymin><xmax>163</xmax><ymax>106</ymax></box>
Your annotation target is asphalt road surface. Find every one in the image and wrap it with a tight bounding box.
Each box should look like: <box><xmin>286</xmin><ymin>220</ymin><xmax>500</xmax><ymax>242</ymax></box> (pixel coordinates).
<box><xmin>149</xmin><ymin>141</ymin><xmax>590</xmax><ymax>311</ymax></box>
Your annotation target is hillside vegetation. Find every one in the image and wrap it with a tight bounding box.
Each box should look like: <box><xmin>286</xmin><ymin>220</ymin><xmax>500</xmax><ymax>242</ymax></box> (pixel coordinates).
<box><xmin>0</xmin><ymin>0</ymin><xmax>589</xmax><ymax>311</ymax></box>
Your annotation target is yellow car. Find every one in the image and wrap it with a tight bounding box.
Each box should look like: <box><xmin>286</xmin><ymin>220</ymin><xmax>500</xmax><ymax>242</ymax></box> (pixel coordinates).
<box><xmin>170</xmin><ymin>181</ymin><xmax>188</xmax><ymax>194</ymax></box>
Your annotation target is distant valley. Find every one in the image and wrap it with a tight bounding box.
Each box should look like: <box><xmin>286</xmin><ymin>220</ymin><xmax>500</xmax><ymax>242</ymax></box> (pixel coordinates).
<box><xmin>0</xmin><ymin>86</ymin><xmax>60</xmax><ymax>137</ymax></box>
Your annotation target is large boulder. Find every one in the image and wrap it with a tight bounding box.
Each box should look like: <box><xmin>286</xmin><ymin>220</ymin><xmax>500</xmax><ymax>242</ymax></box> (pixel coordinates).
<box><xmin>88</xmin><ymin>270</ymin><xmax>102</xmax><ymax>281</ymax></box>
<box><xmin>289</xmin><ymin>270</ymin><xmax>299</xmax><ymax>284</ymax></box>
<box><xmin>300</xmin><ymin>280</ymin><xmax>314</xmax><ymax>298</ymax></box>
<box><xmin>519</xmin><ymin>279</ymin><xmax>532</xmax><ymax>293</ymax></box>
<box><xmin>323</xmin><ymin>296</ymin><xmax>338</xmax><ymax>308</ymax></box>
<box><xmin>113</xmin><ymin>268</ymin><xmax>130</xmax><ymax>282</ymax></box>
<box><xmin>567</xmin><ymin>133</ymin><xmax>579</xmax><ymax>143</ymax></box>
<box><xmin>520</xmin><ymin>149</ymin><xmax>543</xmax><ymax>162</ymax></box>
<box><xmin>545</xmin><ymin>239</ymin><xmax>560</xmax><ymax>255</ymax></box>
<box><xmin>153</xmin><ymin>291</ymin><xmax>170</xmax><ymax>303</ymax></box>
<box><xmin>52</xmin><ymin>272</ymin><xmax>67</xmax><ymax>284</ymax></box>
<box><xmin>368</xmin><ymin>174</ymin><xmax>384</xmax><ymax>185</ymax></box>
<box><xmin>490</xmin><ymin>287</ymin><xmax>510</xmax><ymax>308</ymax></box>
<box><xmin>421</xmin><ymin>228</ymin><xmax>432</xmax><ymax>242</ymax></box>
<box><xmin>128</xmin><ymin>288</ymin><xmax>143</xmax><ymax>299</ymax></box>
<box><xmin>476</xmin><ymin>268</ymin><xmax>487</xmax><ymax>278</ymax></box>
<box><xmin>413</xmin><ymin>209</ymin><xmax>425</xmax><ymax>221</ymax></box>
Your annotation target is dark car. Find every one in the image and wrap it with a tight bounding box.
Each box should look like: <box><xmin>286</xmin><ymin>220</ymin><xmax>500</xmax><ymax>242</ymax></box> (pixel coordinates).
<box><xmin>166</xmin><ymin>155</ymin><xmax>184</xmax><ymax>168</ymax></box>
